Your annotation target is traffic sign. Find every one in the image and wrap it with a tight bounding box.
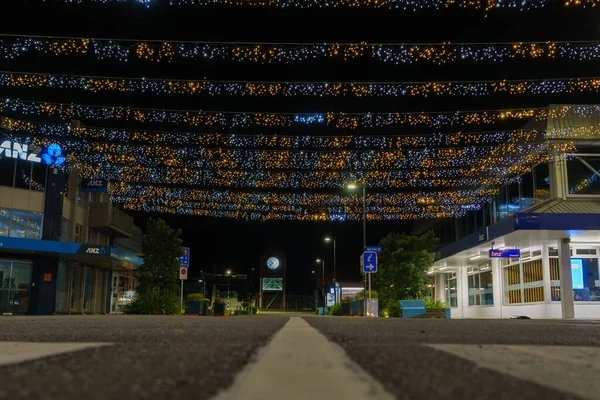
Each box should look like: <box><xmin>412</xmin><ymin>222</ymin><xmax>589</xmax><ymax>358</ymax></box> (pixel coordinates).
<box><xmin>179</xmin><ymin>247</ymin><xmax>190</xmax><ymax>266</ymax></box>
<box><xmin>179</xmin><ymin>267</ymin><xmax>188</xmax><ymax>280</ymax></box>
<box><xmin>366</xmin><ymin>246</ymin><xmax>382</xmax><ymax>253</ymax></box>
<box><xmin>362</xmin><ymin>252</ymin><xmax>377</xmax><ymax>273</ymax></box>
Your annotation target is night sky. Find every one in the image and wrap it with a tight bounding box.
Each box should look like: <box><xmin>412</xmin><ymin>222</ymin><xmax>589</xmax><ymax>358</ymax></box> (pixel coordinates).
<box><xmin>1</xmin><ymin>2</ymin><xmax>599</xmax><ymax>291</ymax></box>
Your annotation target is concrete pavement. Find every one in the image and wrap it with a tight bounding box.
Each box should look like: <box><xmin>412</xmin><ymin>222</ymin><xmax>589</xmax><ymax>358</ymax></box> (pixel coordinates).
<box><xmin>0</xmin><ymin>315</ymin><xmax>599</xmax><ymax>399</ymax></box>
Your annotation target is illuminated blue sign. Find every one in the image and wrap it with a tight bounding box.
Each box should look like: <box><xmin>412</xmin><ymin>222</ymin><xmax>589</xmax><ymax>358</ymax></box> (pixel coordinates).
<box><xmin>41</xmin><ymin>144</ymin><xmax>66</xmax><ymax>167</ymax></box>
<box><xmin>488</xmin><ymin>249</ymin><xmax>521</xmax><ymax>258</ymax></box>
<box><xmin>0</xmin><ymin>140</ymin><xmax>42</xmax><ymax>162</ymax></box>
<box><xmin>571</xmin><ymin>258</ymin><xmax>584</xmax><ymax>289</ymax></box>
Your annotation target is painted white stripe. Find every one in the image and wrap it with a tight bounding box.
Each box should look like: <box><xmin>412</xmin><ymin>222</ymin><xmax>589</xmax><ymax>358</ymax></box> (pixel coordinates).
<box><xmin>213</xmin><ymin>317</ymin><xmax>394</xmax><ymax>400</ymax></box>
<box><xmin>0</xmin><ymin>342</ymin><xmax>111</xmax><ymax>367</ymax></box>
<box><xmin>429</xmin><ymin>344</ymin><xmax>600</xmax><ymax>400</ymax></box>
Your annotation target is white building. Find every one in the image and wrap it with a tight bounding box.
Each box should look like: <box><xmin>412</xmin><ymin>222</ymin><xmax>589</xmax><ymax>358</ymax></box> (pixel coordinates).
<box><xmin>426</xmin><ymin>105</ymin><xmax>600</xmax><ymax>319</ymax></box>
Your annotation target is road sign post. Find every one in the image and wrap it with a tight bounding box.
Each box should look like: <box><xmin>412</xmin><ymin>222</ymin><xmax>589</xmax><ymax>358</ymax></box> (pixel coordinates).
<box><xmin>362</xmin><ymin>252</ymin><xmax>377</xmax><ymax>317</ymax></box>
<box><xmin>179</xmin><ymin>267</ymin><xmax>188</xmax><ymax>310</ymax></box>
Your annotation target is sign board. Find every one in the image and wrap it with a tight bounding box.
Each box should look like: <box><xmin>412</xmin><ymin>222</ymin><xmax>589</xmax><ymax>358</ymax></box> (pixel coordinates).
<box><xmin>179</xmin><ymin>267</ymin><xmax>188</xmax><ymax>280</ymax></box>
<box><xmin>78</xmin><ymin>245</ymin><xmax>109</xmax><ymax>256</ymax></box>
<box><xmin>362</xmin><ymin>252</ymin><xmax>377</xmax><ymax>273</ymax></box>
<box><xmin>488</xmin><ymin>249</ymin><xmax>521</xmax><ymax>259</ymax></box>
<box><xmin>365</xmin><ymin>246</ymin><xmax>382</xmax><ymax>253</ymax></box>
<box><xmin>571</xmin><ymin>258</ymin><xmax>584</xmax><ymax>289</ymax></box>
<box><xmin>179</xmin><ymin>247</ymin><xmax>190</xmax><ymax>266</ymax></box>
<box><xmin>80</xmin><ymin>178</ymin><xmax>108</xmax><ymax>192</ymax></box>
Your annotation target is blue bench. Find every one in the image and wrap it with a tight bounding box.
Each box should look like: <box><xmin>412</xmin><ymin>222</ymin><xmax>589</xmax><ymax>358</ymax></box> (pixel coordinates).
<box><xmin>399</xmin><ymin>300</ymin><xmax>426</xmax><ymax>318</ymax></box>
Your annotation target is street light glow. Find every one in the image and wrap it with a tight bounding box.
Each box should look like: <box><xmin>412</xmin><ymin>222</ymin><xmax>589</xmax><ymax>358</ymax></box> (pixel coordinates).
<box><xmin>316</xmin><ymin>259</ymin><xmax>321</xmax><ymax>263</ymax></box>
<box><xmin>324</xmin><ymin>237</ymin><xmax>332</xmax><ymax>242</ymax></box>
<box><xmin>347</xmin><ymin>184</ymin><xmax>357</xmax><ymax>189</ymax></box>
<box><xmin>226</xmin><ymin>269</ymin><xmax>232</xmax><ymax>276</ymax></box>
<box><xmin>311</xmin><ymin>270</ymin><xmax>315</xmax><ymax>274</ymax></box>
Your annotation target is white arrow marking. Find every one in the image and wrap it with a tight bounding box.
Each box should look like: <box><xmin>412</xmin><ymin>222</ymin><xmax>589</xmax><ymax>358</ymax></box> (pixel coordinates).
<box><xmin>366</xmin><ymin>264</ymin><xmax>375</xmax><ymax>271</ymax></box>
<box><xmin>367</xmin><ymin>254</ymin><xmax>373</xmax><ymax>262</ymax></box>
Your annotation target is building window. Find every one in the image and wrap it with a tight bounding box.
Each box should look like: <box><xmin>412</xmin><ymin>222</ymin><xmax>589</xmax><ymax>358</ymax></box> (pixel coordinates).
<box><xmin>60</xmin><ymin>218</ymin><xmax>69</xmax><ymax>242</ymax></box>
<box><xmin>74</xmin><ymin>224</ymin><xmax>83</xmax><ymax>243</ymax></box>
<box><xmin>549</xmin><ymin>247</ymin><xmax>600</xmax><ymax>302</ymax></box>
<box><xmin>26</xmin><ymin>212</ymin><xmax>42</xmax><ymax>239</ymax></box>
<box><xmin>9</xmin><ymin>209</ymin><xmax>27</xmax><ymax>238</ymax></box>
<box><xmin>0</xmin><ymin>208</ymin><xmax>10</xmax><ymax>237</ymax></box>
<box><xmin>0</xmin><ymin>209</ymin><xmax>43</xmax><ymax>239</ymax></box>
<box><xmin>468</xmin><ymin>264</ymin><xmax>493</xmax><ymax>306</ymax></box>
<box><xmin>445</xmin><ymin>272</ymin><xmax>458</xmax><ymax>308</ymax></box>
<box><xmin>502</xmin><ymin>249</ymin><xmax>544</xmax><ymax>305</ymax></box>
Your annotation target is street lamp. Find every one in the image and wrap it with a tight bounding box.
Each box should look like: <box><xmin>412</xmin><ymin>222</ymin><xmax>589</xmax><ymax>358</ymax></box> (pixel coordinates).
<box><xmin>316</xmin><ymin>258</ymin><xmax>325</xmax><ymax>313</ymax></box>
<box><xmin>324</xmin><ymin>236</ymin><xmax>337</xmax><ymax>303</ymax></box>
<box><xmin>225</xmin><ymin>269</ymin><xmax>232</xmax><ymax>311</ymax></box>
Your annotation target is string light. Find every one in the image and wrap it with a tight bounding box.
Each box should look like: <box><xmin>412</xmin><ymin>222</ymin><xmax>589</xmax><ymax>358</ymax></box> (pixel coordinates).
<box><xmin>24</xmin><ymin>0</ymin><xmax>599</xmax><ymax>10</ymax></box>
<box><xmin>2</xmin><ymin>35</ymin><xmax>600</xmax><ymax>65</ymax></box>
<box><xmin>4</xmin><ymin>71</ymin><xmax>600</xmax><ymax>98</ymax></box>
<box><xmin>3</xmin><ymin>98</ymin><xmax>599</xmax><ymax>130</ymax></box>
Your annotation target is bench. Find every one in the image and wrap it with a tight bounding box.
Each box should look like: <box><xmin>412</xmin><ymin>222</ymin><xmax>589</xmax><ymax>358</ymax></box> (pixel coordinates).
<box><xmin>399</xmin><ymin>300</ymin><xmax>426</xmax><ymax>318</ymax></box>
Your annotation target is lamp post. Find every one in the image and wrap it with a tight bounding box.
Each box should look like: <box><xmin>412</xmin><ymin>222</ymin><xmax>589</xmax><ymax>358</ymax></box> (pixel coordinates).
<box><xmin>311</xmin><ymin>270</ymin><xmax>317</xmax><ymax>309</ymax></box>
<box><xmin>316</xmin><ymin>259</ymin><xmax>325</xmax><ymax>312</ymax></box>
<box><xmin>225</xmin><ymin>269</ymin><xmax>232</xmax><ymax>311</ymax></box>
<box><xmin>324</xmin><ymin>236</ymin><xmax>337</xmax><ymax>303</ymax></box>
<box><xmin>348</xmin><ymin>183</ymin><xmax>367</xmax><ymax>314</ymax></box>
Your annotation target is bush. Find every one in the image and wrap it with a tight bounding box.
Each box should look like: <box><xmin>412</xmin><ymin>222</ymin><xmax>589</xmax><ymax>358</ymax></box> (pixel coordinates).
<box><xmin>124</xmin><ymin>288</ymin><xmax>182</xmax><ymax>315</ymax></box>
<box><xmin>424</xmin><ymin>298</ymin><xmax>447</xmax><ymax>309</ymax></box>
<box><xmin>380</xmin><ymin>299</ymin><xmax>400</xmax><ymax>318</ymax></box>
<box><xmin>187</xmin><ymin>293</ymin><xmax>207</xmax><ymax>302</ymax></box>
<box><xmin>342</xmin><ymin>296</ymin><xmax>354</xmax><ymax>303</ymax></box>
<box><xmin>328</xmin><ymin>303</ymin><xmax>342</xmax><ymax>316</ymax></box>
<box><xmin>355</xmin><ymin>290</ymin><xmax>378</xmax><ymax>300</ymax></box>
<box><xmin>214</xmin><ymin>297</ymin><xmax>224</xmax><ymax>304</ymax></box>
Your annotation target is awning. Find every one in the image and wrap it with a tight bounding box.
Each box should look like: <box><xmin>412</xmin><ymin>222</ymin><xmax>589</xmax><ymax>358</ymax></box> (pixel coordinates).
<box><xmin>0</xmin><ymin>236</ymin><xmax>143</xmax><ymax>268</ymax></box>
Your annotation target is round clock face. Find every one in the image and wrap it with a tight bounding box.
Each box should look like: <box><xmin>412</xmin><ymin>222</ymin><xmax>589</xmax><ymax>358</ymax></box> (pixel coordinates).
<box><xmin>266</xmin><ymin>257</ymin><xmax>280</xmax><ymax>270</ymax></box>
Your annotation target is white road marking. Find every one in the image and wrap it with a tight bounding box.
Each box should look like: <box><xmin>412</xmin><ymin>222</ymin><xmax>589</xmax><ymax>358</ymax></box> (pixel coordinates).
<box><xmin>212</xmin><ymin>317</ymin><xmax>394</xmax><ymax>400</ymax></box>
<box><xmin>429</xmin><ymin>344</ymin><xmax>600</xmax><ymax>400</ymax></box>
<box><xmin>0</xmin><ymin>342</ymin><xmax>111</xmax><ymax>367</ymax></box>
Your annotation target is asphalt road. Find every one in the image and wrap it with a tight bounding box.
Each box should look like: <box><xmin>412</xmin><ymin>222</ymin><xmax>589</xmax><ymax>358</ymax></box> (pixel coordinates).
<box><xmin>1</xmin><ymin>315</ymin><xmax>600</xmax><ymax>400</ymax></box>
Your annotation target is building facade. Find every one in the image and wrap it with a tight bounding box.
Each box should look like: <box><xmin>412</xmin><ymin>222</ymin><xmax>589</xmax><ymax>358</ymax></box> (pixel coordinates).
<box><xmin>0</xmin><ymin>139</ymin><xmax>143</xmax><ymax>315</ymax></box>
<box><xmin>424</xmin><ymin>108</ymin><xmax>600</xmax><ymax>319</ymax></box>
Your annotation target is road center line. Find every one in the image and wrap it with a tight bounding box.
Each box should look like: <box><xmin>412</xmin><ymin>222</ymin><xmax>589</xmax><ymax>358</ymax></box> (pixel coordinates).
<box><xmin>0</xmin><ymin>342</ymin><xmax>112</xmax><ymax>367</ymax></box>
<box><xmin>212</xmin><ymin>317</ymin><xmax>394</xmax><ymax>400</ymax></box>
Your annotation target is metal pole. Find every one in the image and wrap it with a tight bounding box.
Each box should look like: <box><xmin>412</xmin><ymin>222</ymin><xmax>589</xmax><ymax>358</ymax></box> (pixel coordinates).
<box><xmin>180</xmin><ymin>279</ymin><xmax>184</xmax><ymax>311</ymax></box>
<box><xmin>333</xmin><ymin>238</ymin><xmax>337</xmax><ymax>304</ymax></box>
<box><xmin>227</xmin><ymin>278</ymin><xmax>230</xmax><ymax>311</ymax></box>
<box><xmin>322</xmin><ymin>260</ymin><xmax>325</xmax><ymax>312</ymax></box>
<box><xmin>368</xmin><ymin>272</ymin><xmax>372</xmax><ymax>317</ymax></box>
<box><xmin>362</xmin><ymin>186</ymin><xmax>367</xmax><ymax>315</ymax></box>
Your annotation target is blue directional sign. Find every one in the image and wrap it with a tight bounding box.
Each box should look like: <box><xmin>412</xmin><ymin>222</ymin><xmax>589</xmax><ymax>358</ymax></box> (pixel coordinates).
<box><xmin>365</xmin><ymin>246</ymin><xmax>382</xmax><ymax>253</ymax></box>
<box><xmin>488</xmin><ymin>248</ymin><xmax>520</xmax><ymax>259</ymax></box>
<box><xmin>179</xmin><ymin>247</ymin><xmax>190</xmax><ymax>266</ymax></box>
<box><xmin>363</xmin><ymin>252</ymin><xmax>377</xmax><ymax>273</ymax></box>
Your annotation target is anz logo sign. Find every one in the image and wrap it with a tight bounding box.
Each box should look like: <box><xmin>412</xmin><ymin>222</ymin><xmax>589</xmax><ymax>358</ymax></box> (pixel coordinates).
<box><xmin>86</xmin><ymin>247</ymin><xmax>107</xmax><ymax>255</ymax></box>
<box><xmin>0</xmin><ymin>140</ymin><xmax>42</xmax><ymax>163</ymax></box>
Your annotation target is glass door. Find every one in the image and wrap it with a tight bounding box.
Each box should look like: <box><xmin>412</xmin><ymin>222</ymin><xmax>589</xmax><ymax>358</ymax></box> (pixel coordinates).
<box><xmin>0</xmin><ymin>260</ymin><xmax>33</xmax><ymax>314</ymax></box>
<box><xmin>70</xmin><ymin>264</ymin><xmax>83</xmax><ymax>313</ymax></box>
<box><xmin>82</xmin><ymin>266</ymin><xmax>95</xmax><ymax>313</ymax></box>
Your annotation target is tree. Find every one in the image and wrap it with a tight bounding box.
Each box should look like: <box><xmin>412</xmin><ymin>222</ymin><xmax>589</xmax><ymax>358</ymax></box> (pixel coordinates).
<box><xmin>372</xmin><ymin>231</ymin><xmax>438</xmax><ymax>308</ymax></box>
<box><xmin>138</xmin><ymin>217</ymin><xmax>184</xmax><ymax>296</ymax></box>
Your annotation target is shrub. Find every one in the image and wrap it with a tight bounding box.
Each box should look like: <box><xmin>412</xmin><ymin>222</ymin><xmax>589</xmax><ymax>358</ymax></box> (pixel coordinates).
<box><xmin>187</xmin><ymin>293</ymin><xmax>207</xmax><ymax>302</ymax></box>
<box><xmin>424</xmin><ymin>298</ymin><xmax>447</xmax><ymax>309</ymax></box>
<box><xmin>342</xmin><ymin>296</ymin><xmax>354</xmax><ymax>303</ymax></box>
<box><xmin>328</xmin><ymin>303</ymin><xmax>342</xmax><ymax>316</ymax></box>
<box><xmin>214</xmin><ymin>297</ymin><xmax>224</xmax><ymax>304</ymax></box>
<box><xmin>124</xmin><ymin>288</ymin><xmax>182</xmax><ymax>315</ymax></box>
<box><xmin>355</xmin><ymin>290</ymin><xmax>378</xmax><ymax>300</ymax></box>
<box><xmin>380</xmin><ymin>299</ymin><xmax>400</xmax><ymax>318</ymax></box>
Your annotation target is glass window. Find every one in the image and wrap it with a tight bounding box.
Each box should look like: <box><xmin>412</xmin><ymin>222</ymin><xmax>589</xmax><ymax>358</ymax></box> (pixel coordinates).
<box><xmin>0</xmin><ymin>260</ymin><xmax>33</xmax><ymax>314</ymax></box>
<box><xmin>26</xmin><ymin>212</ymin><xmax>43</xmax><ymax>239</ymax></box>
<box><xmin>0</xmin><ymin>208</ymin><xmax>10</xmax><ymax>237</ymax></box>
<box><xmin>566</xmin><ymin>155</ymin><xmax>600</xmax><ymax>195</ymax></box>
<box><xmin>533</xmin><ymin>163</ymin><xmax>551</xmax><ymax>203</ymax></box>
<box><xmin>468</xmin><ymin>264</ymin><xmax>493</xmax><ymax>306</ymax></box>
<box><xmin>9</xmin><ymin>210</ymin><xmax>27</xmax><ymax>238</ymax></box>
<box><xmin>520</xmin><ymin>170</ymin><xmax>535</xmax><ymax>209</ymax></box>
<box><xmin>445</xmin><ymin>272</ymin><xmax>458</xmax><ymax>308</ymax></box>
<box><xmin>503</xmin><ymin>251</ymin><xmax>545</xmax><ymax>305</ymax></box>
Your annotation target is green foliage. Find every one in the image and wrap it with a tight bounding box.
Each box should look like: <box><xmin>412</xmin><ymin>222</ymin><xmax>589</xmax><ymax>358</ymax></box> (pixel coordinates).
<box><xmin>355</xmin><ymin>290</ymin><xmax>378</xmax><ymax>300</ymax></box>
<box><xmin>138</xmin><ymin>218</ymin><xmax>184</xmax><ymax>297</ymax></box>
<box><xmin>237</xmin><ymin>287</ymin><xmax>257</xmax><ymax>310</ymax></box>
<box><xmin>328</xmin><ymin>302</ymin><xmax>342</xmax><ymax>316</ymax></box>
<box><xmin>373</xmin><ymin>231</ymin><xmax>438</xmax><ymax>310</ymax></box>
<box><xmin>187</xmin><ymin>293</ymin><xmax>207</xmax><ymax>302</ymax></box>
<box><xmin>424</xmin><ymin>298</ymin><xmax>448</xmax><ymax>309</ymax></box>
<box><xmin>214</xmin><ymin>297</ymin><xmax>224</xmax><ymax>304</ymax></box>
<box><xmin>124</xmin><ymin>288</ymin><xmax>181</xmax><ymax>315</ymax></box>
<box><xmin>342</xmin><ymin>296</ymin><xmax>354</xmax><ymax>303</ymax></box>
<box><xmin>379</xmin><ymin>299</ymin><xmax>401</xmax><ymax>318</ymax></box>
